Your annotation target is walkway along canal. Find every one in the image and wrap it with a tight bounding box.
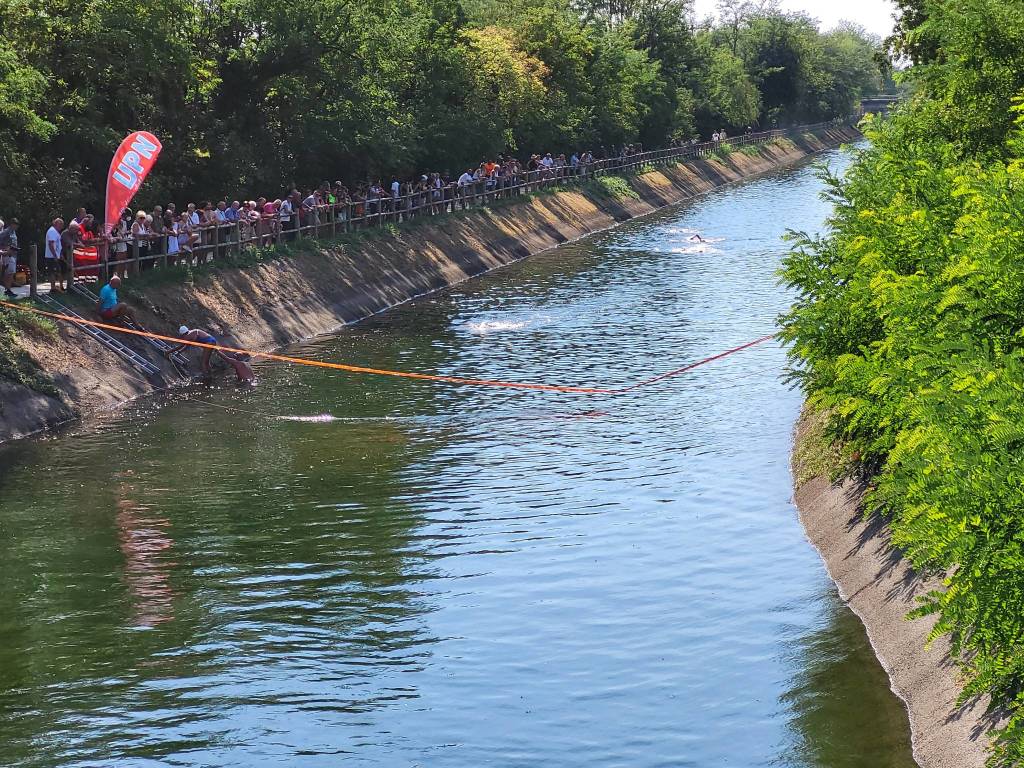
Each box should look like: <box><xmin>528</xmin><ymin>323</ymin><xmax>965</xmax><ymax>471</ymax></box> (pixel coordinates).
<box><xmin>0</xmin><ymin>144</ymin><xmax>919</xmax><ymax>767</ymax></box>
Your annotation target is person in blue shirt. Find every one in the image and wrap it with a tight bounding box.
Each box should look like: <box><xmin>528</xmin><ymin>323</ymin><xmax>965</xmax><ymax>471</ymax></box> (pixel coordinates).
<box><xmin>97</xmin><ymin>276</ymin><xmax>132</xmax><ymax>321</ymax></box>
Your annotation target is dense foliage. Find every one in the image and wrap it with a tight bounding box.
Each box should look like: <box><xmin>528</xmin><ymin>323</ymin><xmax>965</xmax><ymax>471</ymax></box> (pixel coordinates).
<box><xmin>780</xmin><ymin>1</ymin><xmax>1024</xmax><ymax>763</ymax></box>
<box><xmin>0</xmin><ymin>0</ymin><xmax>883</xmax><ymax>235</ymax></box>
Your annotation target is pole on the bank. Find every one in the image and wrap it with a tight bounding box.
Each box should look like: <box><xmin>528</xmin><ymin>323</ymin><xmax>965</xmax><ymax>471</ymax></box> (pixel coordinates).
<box><xmin>29</xmin><ymin>244</ymin><xmax>38</xmax><ymax>298</ymax></box>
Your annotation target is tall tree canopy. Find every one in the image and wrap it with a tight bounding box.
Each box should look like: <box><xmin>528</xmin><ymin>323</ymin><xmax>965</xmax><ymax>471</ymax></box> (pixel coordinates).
<box><xmin>0</xmin><ymin>0</ymin><xmax>885</xmax><ymax>234</ymax></box>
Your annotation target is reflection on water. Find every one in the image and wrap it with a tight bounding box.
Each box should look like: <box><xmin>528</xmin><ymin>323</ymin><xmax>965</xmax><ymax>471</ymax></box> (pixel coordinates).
<box><xmin>778</xmin><ymin>588</ymin><xmax>915</xmax><ymax>768</ymax></box>
<box><xmin>0</xmin><ymin>147</ymin><xmax>917</xmax><ymax>768</ymax></box>
<box><xmin>116</xmin><ymin>473</ymin><xmax>177</xmax><ymax>628</ymax></box>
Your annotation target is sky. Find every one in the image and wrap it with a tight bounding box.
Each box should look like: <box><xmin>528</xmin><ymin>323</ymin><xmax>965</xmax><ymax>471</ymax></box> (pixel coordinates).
<box><xmin>691</xmin><ymin>0</ymin><xmax>898</xmax><ymax>39</ymax></box>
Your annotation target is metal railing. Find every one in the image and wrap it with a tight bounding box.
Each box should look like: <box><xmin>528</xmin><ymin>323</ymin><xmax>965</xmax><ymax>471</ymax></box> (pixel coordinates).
<box><xmin>42</xmin><ymin>116</ymin><xmax>854</xmax><ymax>290</ymax></box>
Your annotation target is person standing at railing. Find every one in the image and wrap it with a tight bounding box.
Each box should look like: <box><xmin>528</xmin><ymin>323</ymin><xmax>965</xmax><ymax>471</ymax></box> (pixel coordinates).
<box><xmin>44</xmin><ymin>218</ymin><xmax>67</xmax><ymax>294</ymax></box>
<box><xmin>197</xmin><ymin>202</ymin><xmax>216</xmax><ymax>252</ymax></box>
<box><xmin>178</xmin><ymin>209</ymin><xmax>196</xmax><ymax>258</ymax></box>
<box><xmin>302</xmin><ymin>189</ymin><xmax>321</xmax><ymax>231</ymax></box>
<box><xmin>110</xmin><ymin>211</ymin><xmax>131</xmax><ymax>278</ymax></box>
<box><xmin>368</xmin><ymin>182</ymin><xmax>384</xmax><ymax>221</ymax></box>
<box><xmin>390</xmin><ymin>177</ymin><xmax>401</xmax><ymax>217</ymax></box>
<box><xmin>236</xmin><ymin>203</ymin><xmax>253</xmax><ymax>245</ymax></box>
<box><xmin>428</xmin><ymin>173</ymin><xmax>442</xmax><ymax>214</ymax></box>
<box><xmin>150</xmin><ymin>205</ymin><xmax>166</xmax><ymax>261</ymax></box>
<box><xmin>131</xmin><ymin>211</ymin><xmax>153</xmax><ymax>270</ymax></box>
<box><xmin>333</xmin><ymin>183</ymin><xmax>350</xmax><ymax>224</ymax></box>
<box><xmin>0</xmin><ymin>218</ymin><xmax>19</xmax><ymax>299</ymax></box>
<box><xmin>81</xmin><ymin>213</ymin><xmax>99</xmax><ymax>238</ymax></box>
<box><xmin>278</xmin><ymin>194</ymin><xmax>295</xmax><ymax>241</ymax></box>
<box><xmin>61</xmin><ymin>221</ymin><xmax>81</xmax><ymax>284</ymax></box>
<box><xmin>254</xmin><ymin>197</ymin><xmax>271</xmax><ymax>244</ymax></box>
<box><xmin>164</xmin><ymin>210</ymin><xmax>180</xmax><ymax>264</ymax></box>
<box><xmin>223</xmin><ymin>201</ymin><xmax>240</xmax><ymax>246</ymax></box>
<box><xmin>399</xmin><ymin>179</ymin><xmax>414</xmax><ymax>218</ymax></box>
<box><xmin>212</xmin><ymin>201</ymin><xmax>229</xmax><ymax>257</ymax></box>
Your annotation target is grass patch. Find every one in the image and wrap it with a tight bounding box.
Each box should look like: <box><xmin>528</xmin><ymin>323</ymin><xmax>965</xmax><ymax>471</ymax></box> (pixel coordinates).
<box><xmin>793</xmin><ymin>405</ymin><xmax>849</xmax><ymax>487</ymax></box>
<box><xmin>0</xmin><ymin>304</ymin><xmax>60</xmax><ymax>398</ymax></box>
<box><xmin>738</xmin><ymin>144</ymin><xmax>762</xmax><ymax>157</ymax></box>
<box><xmin>586</xmin><ymin>175</ymin><xmax>640</xmax><ymax>200</ymax></box>
<box><xmin>713</xmin><ymin>142</ymin><xmax>734</xmax><ymax>158</ymax></box>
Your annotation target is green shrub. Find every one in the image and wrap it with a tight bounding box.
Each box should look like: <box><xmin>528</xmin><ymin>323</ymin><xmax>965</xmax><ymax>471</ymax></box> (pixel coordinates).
<box><xmin>779</xmin><ymin>107</ymin><xmax>1024</xmax><ymax>765</ymax></box>
<box><xmin>589</xmin><ymin>175</ymin><xmax>640</xmax><ymax>200</ymax></box>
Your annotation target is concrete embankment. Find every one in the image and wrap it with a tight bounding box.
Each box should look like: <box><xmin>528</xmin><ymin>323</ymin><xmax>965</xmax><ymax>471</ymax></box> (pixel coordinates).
<box><xmin>792</xmin><ymin>411</ymin><xmax>997</xmax><ymax>768</ymax></box>
<box><xmin>1</xmin><ymin>125</ymin><xmax>860</xmax><ymax>441</ymax></box>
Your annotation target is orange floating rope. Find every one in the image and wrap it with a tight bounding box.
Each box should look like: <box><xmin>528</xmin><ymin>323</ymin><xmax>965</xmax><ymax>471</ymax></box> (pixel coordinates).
<box><xmin>0</xmin><ymin>299</ymin><xmax>776</xmax><ymax>394</ymax></box>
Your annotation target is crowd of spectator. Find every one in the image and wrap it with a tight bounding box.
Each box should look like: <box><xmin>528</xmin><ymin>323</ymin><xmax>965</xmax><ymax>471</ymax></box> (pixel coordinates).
<box><xmin>0</xmin><ymin>131</ymin><xmax>751</xmax><ymax>293</ymax></box>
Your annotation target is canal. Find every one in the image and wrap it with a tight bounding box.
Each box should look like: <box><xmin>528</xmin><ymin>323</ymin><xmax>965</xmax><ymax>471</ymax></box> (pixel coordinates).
<box><xmin>0</xmin><ymin>147</ymin><xmax>918</xmax><ymax>767</ymax></box>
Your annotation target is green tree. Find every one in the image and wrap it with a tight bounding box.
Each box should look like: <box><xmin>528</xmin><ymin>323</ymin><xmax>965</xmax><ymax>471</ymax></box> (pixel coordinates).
<box><xmin>694</xmin><ymin>43</ymin><xmax>761</xmax><ymax>131</ymax></box>
<box><xmin>0</xmin><ymin>38</ymin><xmax>59</xmax><ymax>229</ymax></box>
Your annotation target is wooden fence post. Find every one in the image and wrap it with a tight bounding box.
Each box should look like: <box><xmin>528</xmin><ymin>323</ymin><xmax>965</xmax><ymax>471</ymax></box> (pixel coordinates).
<box><xmin>29</xmin><ymin>244</ymin><xmax>37</xmax><ymax>297</ymax></box>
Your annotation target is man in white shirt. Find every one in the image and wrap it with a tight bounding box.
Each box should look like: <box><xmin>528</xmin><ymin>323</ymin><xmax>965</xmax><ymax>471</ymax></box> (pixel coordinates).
<box><xmin>44</xmin><ymin>218</ymin><xmax>66</xmax><ymax>293</ymax></box>
<box><xmin>457</xmin><ymin>170</ymin><xmax>475</xmax><ymax>187</ymax></box>
<box><xmin>302</xmin><ymin>191</ymin><xmax>321</xmax><ymax>227</ymax></box>
<box><xmin>279</xmin><ymin>195</ymin><xmax>294</xmax><ymax>239</ymax></box>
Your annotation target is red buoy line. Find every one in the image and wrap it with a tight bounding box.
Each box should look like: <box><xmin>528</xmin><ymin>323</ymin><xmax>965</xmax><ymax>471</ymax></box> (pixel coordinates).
<box><xmin>0</xmin><ymin>299</ymin><xmax>776</xmax><ymax>395</ymax></box>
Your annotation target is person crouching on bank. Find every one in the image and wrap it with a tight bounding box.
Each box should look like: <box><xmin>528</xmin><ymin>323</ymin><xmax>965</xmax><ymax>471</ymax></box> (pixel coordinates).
<box><xmin>168</xmin><ymin>326</ymin><xmax>254</xmax><ymax>382</ymax></box>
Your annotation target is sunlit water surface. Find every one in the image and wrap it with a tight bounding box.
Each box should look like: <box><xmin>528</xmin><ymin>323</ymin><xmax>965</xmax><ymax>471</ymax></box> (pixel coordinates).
<box><xmin>0</xmin><ymin>147</ymin><xmax>917</xmax><ymax>767</ymax></box>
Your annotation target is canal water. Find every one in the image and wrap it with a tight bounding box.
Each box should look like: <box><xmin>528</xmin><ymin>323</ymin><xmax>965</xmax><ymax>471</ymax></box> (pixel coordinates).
<box><xmin>0</xmin><ymin>147</ymin><xmax>918</xmax><ymax>767</ymax></box>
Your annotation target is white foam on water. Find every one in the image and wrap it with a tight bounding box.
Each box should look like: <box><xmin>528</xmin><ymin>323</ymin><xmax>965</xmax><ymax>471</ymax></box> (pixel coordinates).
<box><xmin>669</xmin><ymin>245</ymin><xmax>724</xmax><ymax>255</ymax></box>
<box><xmin>465</xmin><ymin>315</ymin><xmax>553</xmax><ymax>335</ymax></box>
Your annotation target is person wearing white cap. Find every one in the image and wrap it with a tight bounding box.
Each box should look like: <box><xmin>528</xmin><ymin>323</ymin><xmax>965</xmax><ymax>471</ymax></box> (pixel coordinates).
<box><xmin>166</xmin><ymin>325</ymin><xmax>253</xmax><ymax>382</ymax></box>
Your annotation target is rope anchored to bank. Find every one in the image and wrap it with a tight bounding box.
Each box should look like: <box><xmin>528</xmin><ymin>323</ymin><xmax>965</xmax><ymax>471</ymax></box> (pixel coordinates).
<box><xmin>0</xmin><ymin>299</ymin><xmax>776</xmax><ymax>395</ymax></box>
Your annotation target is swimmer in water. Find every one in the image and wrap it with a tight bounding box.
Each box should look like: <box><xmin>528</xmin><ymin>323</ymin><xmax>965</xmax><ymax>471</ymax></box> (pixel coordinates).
<box><xmin>689</xmin><ymin>233</ymin><xmax>705</xmax><ymax>242</ymax></box>
<box><xmin>166</xmin><ymin>325</ymin><xmax>254</xmax><ymax>382</ymax></box>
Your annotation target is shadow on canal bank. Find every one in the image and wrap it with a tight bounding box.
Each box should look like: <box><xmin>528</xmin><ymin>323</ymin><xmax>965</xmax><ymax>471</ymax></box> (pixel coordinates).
<box><xmin>1</xmin><ymin>125</ymin><xmax>861</xmax><ymax>442</ymax></box>
<box><xmin>791</xmin><ymin>409</ymin><xmax>1002</xmax><ymax>768</ymax></box>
